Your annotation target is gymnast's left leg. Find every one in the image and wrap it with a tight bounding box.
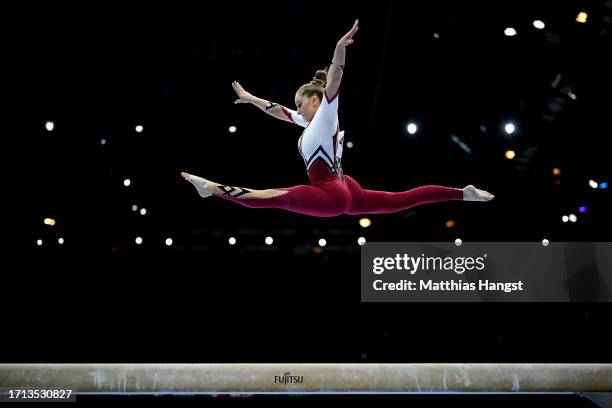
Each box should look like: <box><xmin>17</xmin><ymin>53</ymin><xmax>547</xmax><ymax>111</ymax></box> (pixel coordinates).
<box><xmin>181</xmin><ymin>172</ymin><xmax>288</xmax><ymax>200</ymax></box>
<box><xmin>181</xmin><ymin>172</ymin><xmax>349</xmax><ymax>217</ymax></box>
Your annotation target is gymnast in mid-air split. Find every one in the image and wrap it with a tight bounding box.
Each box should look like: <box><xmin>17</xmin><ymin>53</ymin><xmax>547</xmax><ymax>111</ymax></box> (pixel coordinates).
<box><xmin>182</xmin><ymin>19</ymin><xmax>494</xmax><ymax>218</ymax></box>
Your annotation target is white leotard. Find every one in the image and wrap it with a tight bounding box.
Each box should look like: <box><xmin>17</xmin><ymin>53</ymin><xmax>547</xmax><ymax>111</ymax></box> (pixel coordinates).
<box><xmin>281</xmin><ymin>90</ymin><xmax>344</xmax><ymax>176</ymax></box>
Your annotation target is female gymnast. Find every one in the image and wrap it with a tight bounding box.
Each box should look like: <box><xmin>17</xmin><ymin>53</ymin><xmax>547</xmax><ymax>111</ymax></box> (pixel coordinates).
<box><xmin>182</xmin><ymin>20</ymin><xmax>494</xmax><ymax>218</ymax></box>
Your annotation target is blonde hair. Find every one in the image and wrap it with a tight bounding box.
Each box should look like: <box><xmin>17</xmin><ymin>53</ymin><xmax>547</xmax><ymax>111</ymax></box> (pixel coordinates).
<box><xmin>297</xmin><ymin>68</ymin><xmax>327</xmax><ymax>100</ymax></box>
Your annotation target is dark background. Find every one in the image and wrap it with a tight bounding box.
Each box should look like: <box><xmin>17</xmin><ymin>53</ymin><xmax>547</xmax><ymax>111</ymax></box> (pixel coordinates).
<box><xmin>4</xmin><ymin>1</ymin><xmax>611</xmax><ymax>363</ymax></box>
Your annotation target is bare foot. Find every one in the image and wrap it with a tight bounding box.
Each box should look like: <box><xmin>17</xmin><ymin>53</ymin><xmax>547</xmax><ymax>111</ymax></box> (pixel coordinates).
<box><xmin>463</xmin><ymin>184</ymin><xmax>494</xmax><ymax>201</ymax></box>
<box><xmin>181</xmin><ymin>172</ymin><xmax>213</xmax><ymax>198</ymax></box>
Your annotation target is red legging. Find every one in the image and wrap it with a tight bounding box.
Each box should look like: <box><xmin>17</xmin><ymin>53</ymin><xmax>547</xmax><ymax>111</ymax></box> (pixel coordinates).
<box><xmin>216</xmin><ymin>161</ymin><xmax>463</xmax><ymax>218</ymax></box>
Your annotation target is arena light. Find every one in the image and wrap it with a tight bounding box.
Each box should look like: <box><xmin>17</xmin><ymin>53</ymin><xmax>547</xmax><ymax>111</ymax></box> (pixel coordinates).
<box><xmin>229</xmin><ymin>125</ymin><xmax>237</xmax><ymax>133</ymax></box>
<box><xmin>576</xmin><ymin>12</ymin><xmax>588</xmax><ymax>23</ymax></box>
<box><xmin>318</xmin><ymin>238</ymin><xmax>327</xmax><ymax>247</ymax></box>
<box><xmin>357</xmin><ymin>237</ymin><xmax>366</xmax><ymax>246</ymax></box>
<box><xmin>135</xmin><ymin>237</ymin><xmax>143</xmax><ymax>245</ymax></box>
<box><xmin>165</xmin><ymin>238</ymin><xmax>173</xmax><ymax>246</ymax></box>
<box><xmin>43</xmin><ymin>218</ymin><xmax>56</xmax><ymax>226</ymax></box>
<box><xmin>505</xmin><ymin>150</ymin><xmax>516</xmax><ymax>160</ymax></box>
<box><xmin>588</xmin><ymin>179</ymin><xmax>598</xmax><ymax>189</ymax></box>
<box><xmin>450</xmin><ymin>134</ymin><xmax>472</xmax><ymax>154</ymax></box>
<box><xmin>228</xmin><ymin>237</ymin><xmax>237</xmax><ymax>245</ymax></box>
<box><xmin>135</xmin><ymin>125</ymin><xmax>144</xmax><ymax>133</ymax></box>
<box><xmin>45</xmin><ymin>121</ymin><xmax>54</xmax><ymax>131</ymax></box>
<box><xmin>504</xmin><ymin>123</ymin><xmax>516</xmax><ymax>135</ymax></box>
<box><xmin>265</xmin><ymin>236</ymin><xmax>274</xmax><ymax>245</ymax></box>
<box><xmin>58</xmin><ymin>237</ymin><xmax>65</xmax><ymax>245</ymax></box>
<box><xmin>139</xmin><ymin>208</ymin><xmax>147</xmax><ymax>216</ymax></box>
<box><xmin>533</xmin><ymin>20</ymin><xmax>546</xmax><ymax>29</ymax></box>
<box><xmin>359</xmin><ymin>218</ymin><xmax>372</xmax><ymax>228</ymax></box>
<box><xmin>406</xmin><ymin>123</ymin><xmax>418</xmax><ymax>135</ymax></box>
<box><xmin>504</xmin><ymin>27</ymin><xmax>517</xmax><ymax>37</ymax></box>
<box><xmin>123</xmin><ymin>178</ymin><xmax>131</xmax><ymax>187</ymax></box>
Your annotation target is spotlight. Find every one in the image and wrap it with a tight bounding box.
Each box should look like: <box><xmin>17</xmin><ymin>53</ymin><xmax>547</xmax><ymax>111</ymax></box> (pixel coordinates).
<box><xmin>43</xmin><ymin>218</ymin><xmax>56</xmax><ymax>226</ymax></box>
<box><xmin>553</xmin><ymin>167</ymin><xmax>561</xmax><ymax>176</ymax></box>
<box><xmin>542</xmin><ymin>239</ymin><xmax>549</xmax><ymax>246</ymax></box>
<box><xmin>135</xmin><ymin>237</ymin><xmax>143</xmax><ymax>245</ymax></box>
<box><xmin>135</xmin><ymin>125</ymin><xmax>143</xmax><ymax>133</ymax></box>
<box><xmin>578</xmin><ymin>206</ymin><xmax>587</xmax><ymax>213</ymax></box>
<box><xmin>100</xmin><ymin>138</ymin><xmax>107</xmax><ymax>145</ymax></box>
<box><xmin>445</xmin><ymin>220</ymin><xmax>456</xmax><ymax>228</ymax></box>
<box><xmin>576</xmin><ymin>12</ymin><xmax>588</xmax><ymax>23</ymax></box>
<box><xmin>450</xmin><ymin>134</ymin><xmax>472</xmax><ymax>154</ymax></box>
<box><xmin>165</xmin><ymin>238</ymin><xmax>173</xmax><ymax>246</ymax></box>
<box><xmin>600</xmin><ymin>182</ymin><xmax>608</xmax><ymax>189</ymax></box>
<box><xmin>569</xmin><ymin>214</ymin><xmax>577</xmax><ymax>223</ymax></box>
<box><xmin>357</xmin><ymin>237</ymin><xmax>366</xmax><ymax>246</ymax></box>
<box><xmin>228</xmin><ymin>237</ymin><xmax>237</xmax><ymax>245</ymax></box>
<box><xmin>359</xmin><ymin>218</ymin><xmax>372</xmax><ymax>228</ymax></box>
<box><xmin>123</xmin><ymin>178</ymin><xmax>131</xmax><ymax>187</ymax></box>
<box><xmin>228</xmin><ymin>125</ymin><xmax>237</xmax><ymax>133</ymax></box>
<box><xmin>504</xmin><ymin>123</ymin><xmax>516</xmax><ymax>134</ymax></box>
<box><xmin>406</xmin><ymin>123</ymin><xmax>418</xmax><ymax>135</ymax></box>
<box><xmin>36</xmin><ymin>239</ymin><xmax>43</xmax><ymax>246</ymax></box>
<box><xmin>265</xmin><ymin>236</ymin><xmax>273</xmax><ymax>245</ymax></box>
<box><xmin>433</xmin><ymin>32</ymin><xmax>440</xmax><ymax>39</ymax></box>
<box><xmin>504</xmin><ymin>27</ymin><xmax>518</xmax><ymax>37</ymax></box>
<box><xmin>131</xmin><ymin>205</ymin><xmax>138</xmax><ymax>212</ymax></box>
<box><xmin>589</xmin><ymin>179</ymin><xmax>598</xmax><ymax>189</ymax></box>
<box><xmin>45</xmin><ymin>121</ymin><xmax>54</xmax><ymax>131</ymax></box>
<box><xmin>58</xmin><ymin>237</ymin><xmax>65</xmax><ymax>245</ymax></box>
<box><xmin>455</xmin><ymin>238</ymin><xmax>462</xmax><ymax>246</ymax></box>
<box><xmin>562</xmin><ymin>215</ymin><xmax>569</xmax><ymax>223</ymax></box>
<box><xmin>346</xmin><ymin>141</ymin><xmax>354</xmax><ymax>149</ymax></box>
<box><xmin>318</xmin><ymin>238</ymin><xmax>327</xmax><ymax>247</ymax></box>
<box><xmin>139</xmin><ymin>208</ymin><xmax>147</xmax><ymax>216</ymax></box>
<box><xmin>505</xmin><ymin>150</ymin><xmax>516</xmax><ymax>160</ymax></box>
<box><xmin>533</xmin><ymin>20</ymin><xmax>546</xmax><ymax>29</ymax></box>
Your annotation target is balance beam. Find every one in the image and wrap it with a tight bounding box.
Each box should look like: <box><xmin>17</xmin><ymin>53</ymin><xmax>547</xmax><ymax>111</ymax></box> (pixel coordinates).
<box><xmin>1</xmin><ymin>364</ymin><xmax>611</xmax><ymax>394</ymax></box>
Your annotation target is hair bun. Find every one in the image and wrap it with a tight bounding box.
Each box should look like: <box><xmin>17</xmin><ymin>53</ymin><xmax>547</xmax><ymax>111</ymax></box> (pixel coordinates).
<box><xmin>310</xmin><ymin>69</ymin><xmax>328</xmax><ymax>87</ymax></box>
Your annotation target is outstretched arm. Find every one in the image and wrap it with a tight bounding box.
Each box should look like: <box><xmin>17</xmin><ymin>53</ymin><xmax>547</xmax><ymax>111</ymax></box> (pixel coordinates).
<box><xmin>232</xmin><ymin>81</ymin><xmax>305</xmax><ymax>126</ymax></box>
<box><xmin>325</xmin><ymin>19</ymin><xmax>359</xmax><ymax>100</ymax></box>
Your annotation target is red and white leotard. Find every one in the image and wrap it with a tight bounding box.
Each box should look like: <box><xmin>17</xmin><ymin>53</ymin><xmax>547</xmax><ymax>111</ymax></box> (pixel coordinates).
<box><xmin>216</xmin><ymin>91</ymin><xmax>463</xmax><ymax>217</ymax></box>
<box><xmin>281</xmin><ymin>89</ymin><xmax>344</xmax><ymax>178</ymax></box>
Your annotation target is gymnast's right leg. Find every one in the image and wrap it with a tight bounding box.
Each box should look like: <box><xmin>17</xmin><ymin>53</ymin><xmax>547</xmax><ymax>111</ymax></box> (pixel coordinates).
<box><xmin>343</xmin><ymin>175</ymin><xmax>494</xmax><ymax>215</ymax></box>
